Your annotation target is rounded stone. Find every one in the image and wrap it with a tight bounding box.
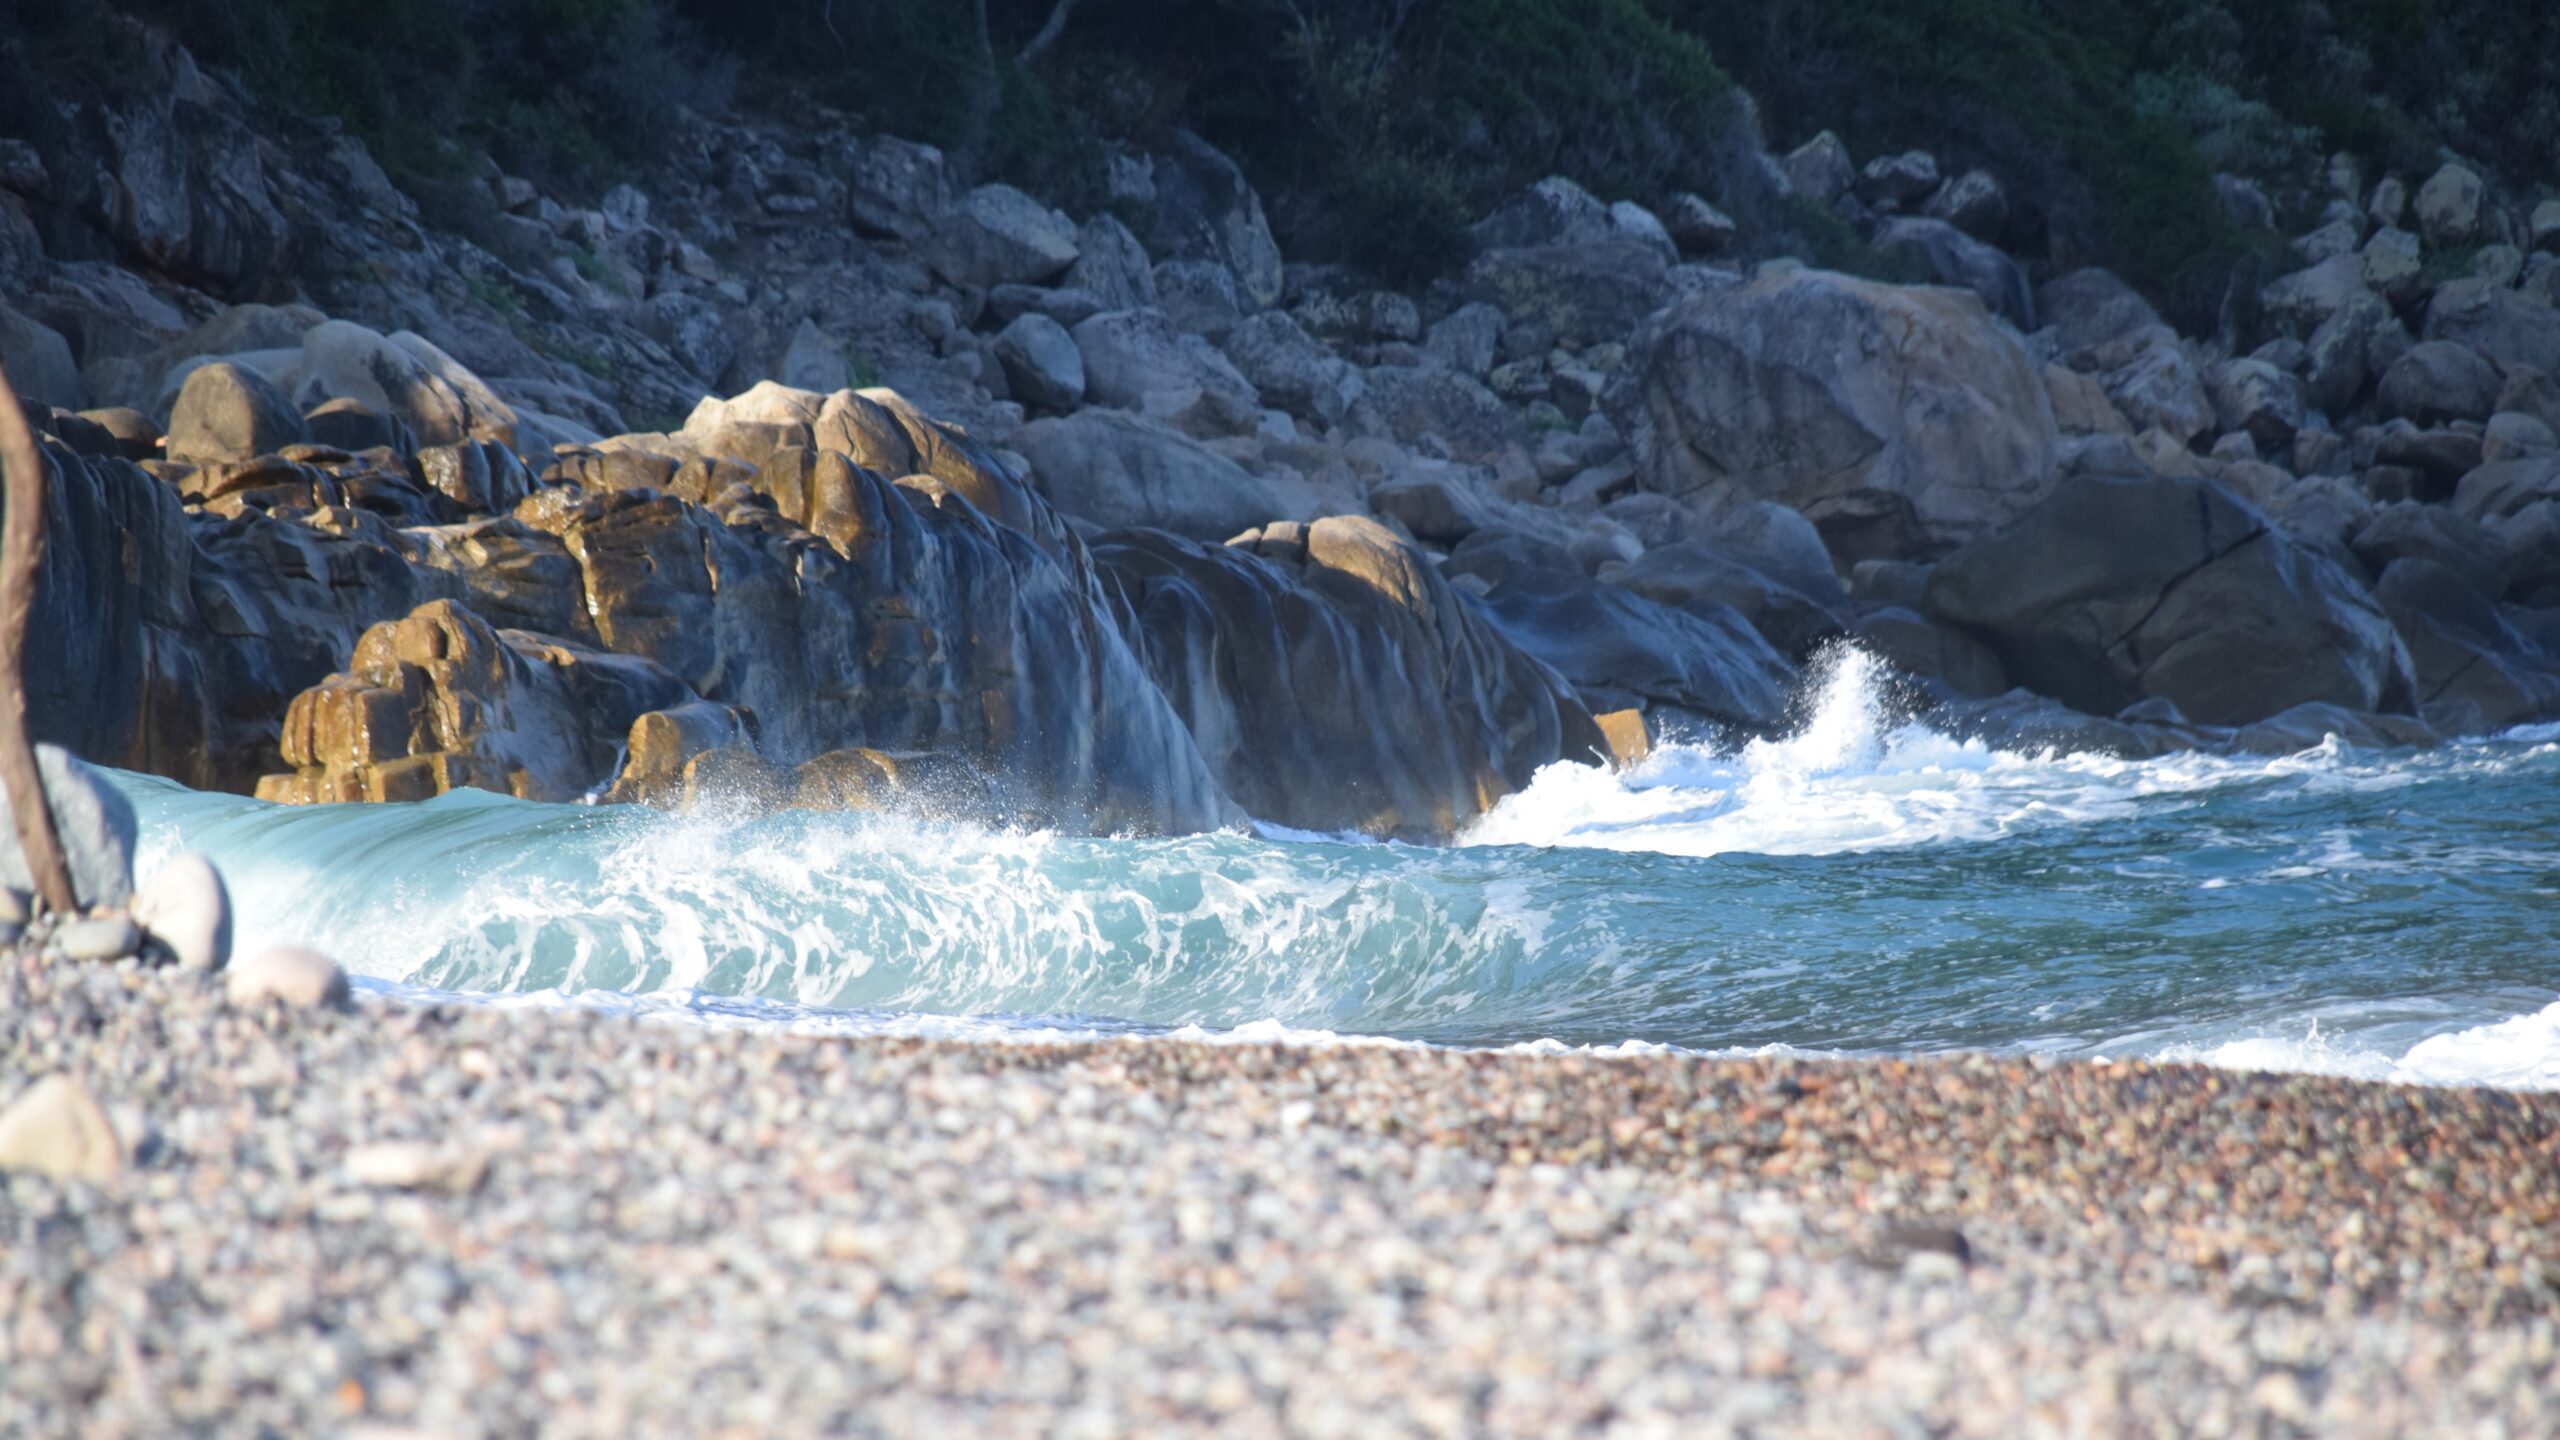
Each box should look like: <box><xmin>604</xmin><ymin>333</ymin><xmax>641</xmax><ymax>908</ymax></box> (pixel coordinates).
<box><xmin>54</xmin><ymin>915</ymin><xmax>141</xmax><ymax>962</ymax></box>
<box><xmin>131</xmin><ymin>853</ymin><xmax>233</xmax><ymax>972</ymax></box>
<box><xmin>0</xmin><ymin>1073</ymin><xmax>121</xmax><ymax>1182</ymax></box>
<box><xmin>225</xmin><ymin>945</ymin><xmax>352</xmax><ymax>1009</ymax></box>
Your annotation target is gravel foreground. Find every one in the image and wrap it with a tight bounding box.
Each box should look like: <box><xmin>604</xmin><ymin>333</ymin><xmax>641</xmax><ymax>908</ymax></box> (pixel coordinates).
<box><xmin>4</xmin><ymin>957</ymin><xmax>2556</xmax><ymax>1439</ymax></box>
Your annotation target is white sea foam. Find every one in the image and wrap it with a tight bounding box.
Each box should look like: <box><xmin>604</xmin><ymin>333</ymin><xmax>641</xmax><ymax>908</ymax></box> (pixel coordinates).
<box><xmin>2131</xmin><ymin>998</ymin><xmax>2560</xmax><ymax>1091</ymax></box>
<box><xmin>1464</xmin><ymin>648</ymin><xmax>2295</xmax><ymax>858</ymax></box>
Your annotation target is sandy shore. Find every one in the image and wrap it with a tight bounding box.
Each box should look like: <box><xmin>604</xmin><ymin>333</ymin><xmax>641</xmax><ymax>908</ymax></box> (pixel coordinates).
<box><xmin>4</xmin><ymin>954</ymin><xmax>2555</xmax><ymax>1438</ymax></box>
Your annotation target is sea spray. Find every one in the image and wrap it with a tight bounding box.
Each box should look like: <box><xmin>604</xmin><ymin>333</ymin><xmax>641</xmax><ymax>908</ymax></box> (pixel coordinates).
<box><xmin>115</xmin><ymin>661</ymin><xmax>2560</xmax><ymax>1088</ymax></box>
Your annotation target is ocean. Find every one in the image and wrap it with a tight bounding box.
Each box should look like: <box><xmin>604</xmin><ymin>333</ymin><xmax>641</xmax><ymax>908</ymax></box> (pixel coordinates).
<box><xmin>114</xmin><ymin>650</ymin><xmax>2560</xmax><ymax>1090</ymax></box>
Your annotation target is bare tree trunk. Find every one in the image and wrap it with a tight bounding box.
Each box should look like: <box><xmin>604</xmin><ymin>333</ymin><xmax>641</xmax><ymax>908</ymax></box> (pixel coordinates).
<box><xmin>955</xmin><ymin>0</ymin><xmax>1001</xmax><ymax>176</ymax></box>
<box><xmin>0</xmin><ymin>363</ymin><xmax>77</xmax><ymax>916</ymax></box>
<box><xmin>1017</xmin><ymin>0</ymin><xmax>1085</xmax><ymax>65</ymax></box>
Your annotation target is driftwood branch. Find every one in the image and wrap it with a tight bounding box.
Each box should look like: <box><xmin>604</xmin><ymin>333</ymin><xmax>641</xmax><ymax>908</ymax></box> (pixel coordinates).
<box><xmin>1017</xmin><ymin>0</ymin><xmax>1085</xmax><ymax>65</ymax></box>
<box><xmin>0</xmin><ymin>362</ymin><xmax>77</xmax><ymax>916</ymax></box>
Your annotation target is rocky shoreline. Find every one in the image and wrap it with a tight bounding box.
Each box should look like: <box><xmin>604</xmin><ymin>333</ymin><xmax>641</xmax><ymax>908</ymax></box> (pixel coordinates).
<box><xmin>6</xmin><ymin>20</ymin><xmax>2560</xmax><ymax>848</ymax></box>
<box><xmin>3</xmin><ymin>957</ymin><xmax>2554</xmax><ymax>1437</ymax></box>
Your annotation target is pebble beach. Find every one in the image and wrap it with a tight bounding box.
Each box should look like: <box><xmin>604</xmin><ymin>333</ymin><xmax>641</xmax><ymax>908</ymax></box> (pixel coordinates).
<box><xmin>4</xmin><ymin>954</ymin><xmax>2555</xmax><ymax>1438</ymax></box>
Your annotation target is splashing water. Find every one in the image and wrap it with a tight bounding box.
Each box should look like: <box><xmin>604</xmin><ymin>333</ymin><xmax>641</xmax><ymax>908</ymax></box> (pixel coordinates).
<box><xmin>116</xmin><ymin>652</ymin><xmax>2560</xmax><ymax>1088</ymax></box>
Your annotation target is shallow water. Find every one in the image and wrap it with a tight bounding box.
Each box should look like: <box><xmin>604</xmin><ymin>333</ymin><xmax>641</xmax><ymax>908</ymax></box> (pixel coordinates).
<box><xmin>116</xmin><ymin>651</ymin><xmax>2560</xmax><ymax>1090</ymax></box>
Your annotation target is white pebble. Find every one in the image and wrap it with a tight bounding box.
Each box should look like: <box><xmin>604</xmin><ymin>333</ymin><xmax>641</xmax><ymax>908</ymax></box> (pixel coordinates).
<box><xmin>225</xmin><ymin>945</ymin><xmax>352</xmax><ymax>1009</ymax></box>
<box><xmin>131</xmin><ymin>852</ymin><xmax>233</xmax><ymax>972</ymax></box>
<box><xmin>0</xmin><ymin>1073</ymin><xmax>122</xmax><ymax>1182</ymax></box>
<box><xmin>55</xmin><ymin>915</ymin><xmax>141</xmax><ymax>962</ymax></box>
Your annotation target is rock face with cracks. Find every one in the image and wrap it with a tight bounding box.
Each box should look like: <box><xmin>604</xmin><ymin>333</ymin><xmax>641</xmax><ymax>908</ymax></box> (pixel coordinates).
<box><xmin>1925</xmin><ymin>472</ymin><xmax>2416</xmax><ymax>726</ymax></box>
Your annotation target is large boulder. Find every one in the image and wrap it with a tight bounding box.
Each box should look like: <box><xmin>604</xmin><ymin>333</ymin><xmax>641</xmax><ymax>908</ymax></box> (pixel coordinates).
<box><xmin>1071</xmin><ymin>308</ymin><xmax>1260</xmax><ymax>420</ymax></box>
<box><xmin>2101</xmin><ymin>341</ymin><xmax>2215</xmax><ymax>443</ymax></box>
<box><xmin>925</xmin><ymin>184</ymin><xmax>1079</xmax><ymax>290</ymax></box>
<box><xmin>1604</xmin><ymin>540</ymin><xmax>1848</xmax><ymax>658</ymax></box>
<box><xmin>1141</xmin><ymin>130</ymin><xmax>1286</xmax><ymax>311</ymax></box>
<box><xmin>59</xmin><ymin>40</ymin><xmax>290</xmax><ymax>295</ymax></box>
<box><xmin>992</xmin><ymin>313</ymin><xmax>1085</xmax><ymax>412</ymax></box>
<box><xmin>2413</xmin><ymin>162</ymin><xmax>2485</xmax><ymax>247</ymax></box>
<box><xmin>2377</xmin><ymin>340</ymin><xmax>2504</xmax><ymax>424</ymax></box>
<box><xmin>1063</xmin><ymin>214</ymin><xmax>1158</xmax><ymax>313</ymax></box>
<box><xmin>1464</xmin><ymin>242</ymin><xmax>1671</xmax><ymax>348</ymax></box>
<box><xmin>165</xmin><ymin>360</ymin><xmax>306</xmax><ymax>463</ymax></box>
<box><xmin>842</xmin><ymin>134</ymin><xmax>951</xmax><ymax>241</ymax></box>
<box><xmin>2371</xmin><ymin>559</ymin><xmax>2560</xmax><ymax>732</ymax></box>
<box><xmin>1011</xmin><ymin>408</ymin><xmax>1291</xmax><ymax>539</ymax></box>
<box><xmin>1473</xmin><ymin>177</ymin><xmax>1676</xmax><ymax>263</ymax></box>
<box><xmin>1924</xmin><ymin>471</ymin><xmax>2414</xmax><ymax>725</ymax></box>
<box><xmin>1782</xmin><ymin>132</ymin><xmax>1854</xmax><ymax>204</ymax></box>
<box><xmin>1220</xmin><ymin>312</ymin><xmax>1364</xmax><ymax>429</ymax></box>
<box><xmin>0</xmin><ymin>303</ymin><xmax>82</xmax><ymax>411</ymax></box>
<box><xmin>1449</xmin><ymin>547</ymin><xmax>1796</xmax><ymax>726</ymax></box>
<box><xmin>2425</xmin><ymin>281</ymin><xmax>2560</xmax><ymax>375</ymax></box>
<box><xmin>1609</xmin><ymin>267</ymin><xmax>2058</xmax><ymax>564</ymax></box>
<box><xmin>1095</xmin><ymin>518</ymin><xmax>1603</xmax><ymax>837</ymax></box>
<box><xmin>2038</xmin><ymin>269</ymin><xmax>2163</xmax><ymax>358</ymax></box>
<box><xmin>1871</xmin><ymin>218</ymin><xmax>2034</xmax><ymax>328</ymax></box>
<box><xmin>295</xmin><ymin>321</ymin><xmax>520</xmax><ymax>451</ymax></box>
<box><xmin>1360</xmin><ymin>366</ymin><xmax>1525</xmax><ymax>464</ymax></box>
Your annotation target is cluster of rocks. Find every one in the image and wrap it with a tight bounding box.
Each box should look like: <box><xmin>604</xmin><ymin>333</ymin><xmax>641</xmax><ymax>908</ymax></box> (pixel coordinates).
<box><xmin>7</xmin><ymin>24</ymin><xmax>2560</xmax><ymax>842</ymax></box>
<box><xmin>0</xmin><ymin>744</ymin><xmax>346</xmax><ymax>1020</ymax></box>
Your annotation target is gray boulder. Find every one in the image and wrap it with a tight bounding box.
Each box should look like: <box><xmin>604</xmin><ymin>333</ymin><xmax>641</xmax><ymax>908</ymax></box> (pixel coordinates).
<box><xmin>0</xmin><ymin>303</ymin><xmax>82</xmax><ymax>411</ymax></box>
<box><xmin>166</xmin><ymin>360</ymin><xmax>306</xmax><ymax>463</ymax></box>
<box><xmin>1220</xmin><ymin>313</ymin><xmax>1363</xmax><ymax>430</ymax></box>
<box><xmin>1609</xmin><ymin>267</ymin><xmax>2058</xmax><ymax>564</ymax></box>
<box><xmin>2039</xmin><ymin>269</ymin><xmax>2163</xmax><ymax>358</ymax></box>
<box><xmin>2102</xmin><ymin>342</ymin><xmax>2215</xmax><ymax>443</ymax></box>
<box><xmin>1443</xmin><ymin>539</ymin><xmax>1795</xmax><ymax>727</ymax></box>
<box><xmin>2304</xmin><ymin>291</ymin><xmax>2409</xmax><ymax>416</ymax></box>
<box><xmin>2425</xmin><ymin>281</ymin><xmax>2560</xmax><ymax>375</ymax></box>
<box><xmin>1071</xmin><ymin>308</ymin><xmax>1260</xmax><ymax>419</ymax></box>
<box><xmin>1144</xmin><ymin>130</ymin><xmax>1285</xmax><ymax>311</ymax></box>
<box><xmin>1606</xmin><ymin>541</ymin><xmax>1848</xmax><ymax>657</ymax></box>
<box><xmin>1872</xmin><ymin>218</ymin><xmax>2034</xmax><ymax>328</ymax></box>
<box><xmin>2260</xmin><ymin>255</ymin><xmax>2374</xmax><ymax>335</ymax></box>
<box><xmin>1783</xmin><ymin>132</ymin><xmax>1855</xmax><ymax>204</ymax></box>
<box><xmin>2372</xmin><ymin>559</ymin><xmax>2560</xmax><ymax>732</ymax></box>
<box><xmin>1464</xmin><ymin>242</ymin><xmax>1671</xmax><ymax>347</ymax></box>
<box><xmin>1855</xmin><ymin>150</ymin><xmax>1940</xmax><ymax>207</ymax></box>
<box><xmin>1154</xmin><ymin>260</ymin><xmax>1244</xmax><ymax>342</ymax></box>
<box><xmin>2361</xmin><ymin>227</ymin><xmax>2424</xmax><ymax>304</ymax></box>
<box><xmin>0</xmin><ymin>745</ymin><xmax>136</xmax><ymax>911</ymax></box>
<box><xmin>2206</xmin><ymin>358</ymin><xmax>2305</xmax><ymax>448</ymax></box>
<box><xmin>1423</xmin><ymin>303</ymin><xmax>1506</xmax><ymax>378</ymax></box>
<box><xmin>2414</xmin><ymin>162</ymin><xmax>2485</xmax><ymax>247</ymax></box>
<box><xmin>2352</xmin><ymin>500</ymin><xmax>2509</xmax><ymax>591</ymax></box>
<box><xmin>926</xmin><ymin>184</ymin><xmax>1079</xmax><ymax>290</ymax></box>
<box><xmin>2377</xmin><ymin>340</ymin><xmax>2504</xmax><ymax>424</ymax></box>
<box><xmin>1925</xmin><ymin>471</ymin><xmax>2415</xmax><ymax>725</ymax></box>
<box><xmin>992</xmin><ymin>314</ymin><xmax>1085</xmax><ymax>413</ymax></box>
<box><xmin>1064</xmin><ymin>214</ymin><xmax>1158</xmax><ymax>313</ymax></box>
<box><xmin>1360</xmin><ymin>366</ymin><xmax>1524</xmax><ymax>464</ymax></box>
<box><xmin>1011</xmin><ymin>409</ymin><xmax>1290</xmax><ymax>539</ymax></box>
<box><xmin>1926</xmin><ymin>169</ymin><xmax>2008</xmax><ymax>237</ymax></box>
<box><xmin>843</xmin><ymin>135</ymin><xmax>951</xmax><ymax>241</ymax></box>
